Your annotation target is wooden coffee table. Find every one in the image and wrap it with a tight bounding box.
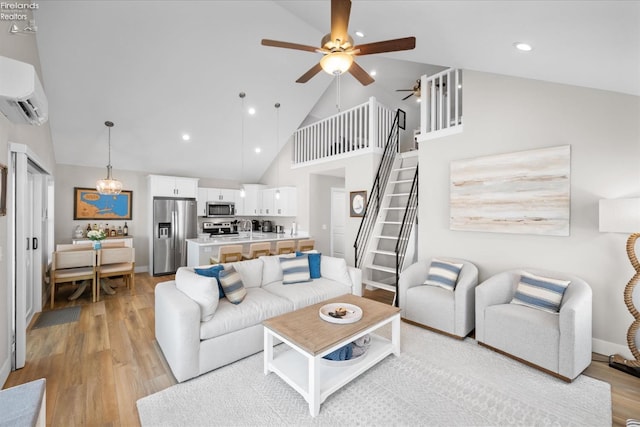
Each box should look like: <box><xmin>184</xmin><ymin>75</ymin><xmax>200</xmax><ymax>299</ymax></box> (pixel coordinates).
<box><xmin>263</xmin><ymin>294</ymin><xmax>401</xmax><ymax>416</ymax></box>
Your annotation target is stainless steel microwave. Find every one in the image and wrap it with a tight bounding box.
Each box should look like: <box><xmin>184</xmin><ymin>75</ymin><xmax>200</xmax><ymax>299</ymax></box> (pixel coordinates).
<box><xmin>206</xmin><ymin>201</ymin><xmax>235</xmax><ymax>217</ymax></box>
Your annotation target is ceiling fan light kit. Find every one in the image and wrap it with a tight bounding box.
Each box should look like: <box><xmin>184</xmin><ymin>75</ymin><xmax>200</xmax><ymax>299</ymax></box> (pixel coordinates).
<box><xmin>261</xmin><ymin>0</ymin><xmax>415</xmax><ymax>86</ymax></box>
<box><xmin>320</xmin><ymin>51</ymin><xmax>353</xmax><ymax>75</ymax></box>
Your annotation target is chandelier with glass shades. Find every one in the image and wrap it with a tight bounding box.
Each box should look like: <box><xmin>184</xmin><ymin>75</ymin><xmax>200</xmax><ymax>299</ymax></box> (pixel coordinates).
<box><xmin>96</xmin><ymin>120</ymin><xmax>123</xmax><ymax>195</ymax></box>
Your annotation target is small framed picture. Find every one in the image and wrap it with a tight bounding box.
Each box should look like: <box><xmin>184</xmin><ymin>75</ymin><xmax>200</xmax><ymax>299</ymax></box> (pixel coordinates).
<box><xmin>349</xmin><ymin>190</ymin><xmax>367</xmax><ymax>217</ymax></box>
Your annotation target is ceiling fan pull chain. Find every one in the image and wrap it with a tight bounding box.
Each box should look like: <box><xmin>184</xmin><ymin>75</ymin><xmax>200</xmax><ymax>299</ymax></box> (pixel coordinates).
<box><xmin>336</xmin><ymin>73</ymin><xmax>342</xmax><ymax>112</ymax></box>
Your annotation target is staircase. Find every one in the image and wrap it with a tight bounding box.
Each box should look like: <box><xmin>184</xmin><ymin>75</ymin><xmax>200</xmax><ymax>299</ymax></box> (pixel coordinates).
<box><xmin>354</xmin><ymin>109</ymin><xmax>419</xmax><ymax>306</ymax></box>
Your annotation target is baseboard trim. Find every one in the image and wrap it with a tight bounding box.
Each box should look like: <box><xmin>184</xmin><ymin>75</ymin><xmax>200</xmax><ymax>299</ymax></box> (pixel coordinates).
<box><xmin>592</xmin><ymin>337</ymin><xmax>634</xmax><ymax>359</ymax></box>
<box><xmin>0</xmin><ymin>355</ymin><xmax>10</xmax><ymax>388</ymax></box>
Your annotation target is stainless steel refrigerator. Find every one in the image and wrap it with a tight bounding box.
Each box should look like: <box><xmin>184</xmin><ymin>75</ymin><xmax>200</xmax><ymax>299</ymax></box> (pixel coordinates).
<box><xmin>153</xmin><ymin>197</ymin><xmax>197</xmax><ymax>275</ymax></box>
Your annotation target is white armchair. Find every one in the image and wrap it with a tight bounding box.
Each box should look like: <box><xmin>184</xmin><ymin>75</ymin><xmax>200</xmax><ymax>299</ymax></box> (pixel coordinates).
<box><xmin>398</xmin><ymin>257</ymin><xmax>479</xmax><ymax>339</ymax></box>
<box><xmin>475</xmin><ymin>269</ymin><xmax>592</xmax><ymax>382</ymax></box>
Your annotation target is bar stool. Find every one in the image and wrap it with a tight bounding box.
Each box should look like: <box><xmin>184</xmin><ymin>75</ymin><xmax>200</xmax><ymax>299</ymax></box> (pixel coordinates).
<box><xmin>242</xmin><ymin>242</ymin><xmax>272</xmax><ymax>260</ymax></box>
<box><xmin>210</xmin><ymin>245</ymin><xmax>243</xmax><ymax>264</ymax></box>
<box><xmin>271</xmin><ymin>240</ymin><xmax>296</xmax><ymax>255</ymax></box>
<box><xmin>296</xmin><ymin>239</ymin><xmax>315</xmax><ymax>252</ymax></box>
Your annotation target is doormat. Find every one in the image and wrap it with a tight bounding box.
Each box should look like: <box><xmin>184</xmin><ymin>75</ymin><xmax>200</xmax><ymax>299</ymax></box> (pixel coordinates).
<box><xmin>31</xmin><ymin>306</ymin><xmax>81</xmax><ymax>329</ymax></box>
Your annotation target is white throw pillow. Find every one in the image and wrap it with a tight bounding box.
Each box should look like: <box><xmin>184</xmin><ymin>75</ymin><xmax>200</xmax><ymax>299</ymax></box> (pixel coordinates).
<box><xmin>231</xmin><ymin>258</ymin><xmax>263</xmax><ymax>288</ymax></box>
<box><xmin>320</xmin><ymin>256</ymin><xmax>352</xmax><ymax>287</ymax></box>
<box><xmin>260</xmin><ymin>255</ymin><xmax>284</xmax><ymax>286</ymax></box>
<box><xmin>175</xmin><ymin>267</ymin><xmax>219</xmax><ymax>322</ymax></box>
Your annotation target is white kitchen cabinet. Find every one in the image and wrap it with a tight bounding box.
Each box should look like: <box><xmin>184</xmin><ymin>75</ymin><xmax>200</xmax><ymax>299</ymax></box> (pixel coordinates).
<box><xmin>149</xmin><ymin>175</ymin><xmax>198</xmax><ymax>198</ymax></box>
<box><xmin>260</xmin><ymin>187</ymin><xmax>297</xmax><ymax>217</ymax></box>
<box><xmin>238</xmin><ymin>184</ymin><xmax>265</xmax><ymax>216</ymax></box>
<box><xmin>197</xmin><ymin>188</ymin><xmax>208</xmax><ymax>216</ymax></box>
<box><xmin>261</xmin><ymin>188</ymin><xmax>276</xmax><ymax>216</ymax></box>
<box><xmin>275</xmin><ymin>186</ymin><xmax>297</xmax><ymax>216</ymax></box>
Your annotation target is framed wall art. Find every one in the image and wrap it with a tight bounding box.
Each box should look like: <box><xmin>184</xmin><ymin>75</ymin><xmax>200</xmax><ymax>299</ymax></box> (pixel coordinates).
<box><xmin>350</xmin><ymin>190</ymin><xmax>367</xmax><ymax>217</ymax></box>
<box><xmin>450</xmin><ymin>145</ymin><xmax>570</xmax><ymax>236</ymax></box>
<box><xmin>74</xmin><ymin>187</ymin><xmax>133</xmax><ymax>220</ymax></box>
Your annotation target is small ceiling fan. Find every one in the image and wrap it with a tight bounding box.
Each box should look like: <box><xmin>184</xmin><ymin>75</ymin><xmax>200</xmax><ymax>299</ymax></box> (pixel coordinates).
<box><xmin>261</xmin><ymin>0</ymin><xmax>416</xmax><ymax>86</ymax></box>
<box><xmin>397</xmin><ymin>79</ymin><xmax>421</xmax><ymax>101</ymax></box>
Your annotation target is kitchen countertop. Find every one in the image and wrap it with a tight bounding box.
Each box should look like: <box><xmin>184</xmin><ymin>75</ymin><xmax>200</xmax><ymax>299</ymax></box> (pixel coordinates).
<box><xmin>187</xmin><ymin>232</ymin><xmax>310</xmax><ymax>246</ymax></box>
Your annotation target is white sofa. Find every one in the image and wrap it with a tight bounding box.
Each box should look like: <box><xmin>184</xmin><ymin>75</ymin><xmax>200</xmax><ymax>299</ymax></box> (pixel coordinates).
<box><xmin>155</xmin><ymin>254</ymin><xmax>362</xmax><ymax>382</ymax></box>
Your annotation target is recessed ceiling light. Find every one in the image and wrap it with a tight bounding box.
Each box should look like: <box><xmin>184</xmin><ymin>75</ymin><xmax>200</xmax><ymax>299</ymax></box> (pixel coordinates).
<box><xmin>248</xmin><ymin>107</ymin><xmax>256</xmax><ymax>115</ymax></box>
<box><xmin>355</xmin><ymin>31</ymin><xmax>365</xmax><ymax>38</ymax></box>
<box><xmin>370</xmin><ymin>70</ymin><xmax>377</xmax><ymax>76</ymax></box>
<box><xmin>182</xmin><ymin>133</ymin><xmax>190</xmax><ymax>141</ymax></box>
<box><xmin>255</xmin><ymin>147</ymin><xmax>261</xmax><ymax>154</ymax></box>
<box><xmin>514</xmin><ymin>42</ymin><xmax>533</xmax><ymax>52</ymax></box>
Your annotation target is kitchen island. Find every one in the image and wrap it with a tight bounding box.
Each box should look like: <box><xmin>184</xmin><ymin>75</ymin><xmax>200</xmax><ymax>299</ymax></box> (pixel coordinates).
<box><xmin>186</xmin><ymin>232</ymin><xmax>311</xmax><ymax>267</ymax></box>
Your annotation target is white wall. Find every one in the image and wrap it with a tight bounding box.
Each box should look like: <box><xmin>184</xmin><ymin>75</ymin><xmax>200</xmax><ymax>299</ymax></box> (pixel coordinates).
<box><xmin>0</xmin><ymin>7</ymin><xmax>56</xmax><ymax>386</ymax></box>
<box><xmin>418</xmin><ymin>70</ymin><xmax>640</xmax><ymax>354</ymax></box>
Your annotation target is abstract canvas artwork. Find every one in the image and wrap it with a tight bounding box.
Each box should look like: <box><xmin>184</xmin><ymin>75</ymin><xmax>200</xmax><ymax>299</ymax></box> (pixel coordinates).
<box><xmin>450</xmin><ymin>145</ymin><xmax>570</xmax><ymax>236</ymax></box>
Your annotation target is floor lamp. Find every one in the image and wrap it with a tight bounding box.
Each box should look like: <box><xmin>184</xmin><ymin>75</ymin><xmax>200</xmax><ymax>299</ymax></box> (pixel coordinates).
<box><xmin>599</xmin><ymin>198</ymin><xmax>640</xmax><ymax>377</ymax></box>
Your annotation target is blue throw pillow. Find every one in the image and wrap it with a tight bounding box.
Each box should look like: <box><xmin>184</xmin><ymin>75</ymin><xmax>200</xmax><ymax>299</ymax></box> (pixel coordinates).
<box><xmin>194</xmin><ymin>264</ymin><xmax>225</xmax><ymax>298</ymax></box>
<box><xmin>307</xmin><ymin>253</ymin><xmax>322</xmax><ymax>279</ymax></box>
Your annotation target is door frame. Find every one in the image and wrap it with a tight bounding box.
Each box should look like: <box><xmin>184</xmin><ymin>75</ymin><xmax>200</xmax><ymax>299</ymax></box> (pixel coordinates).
<box><xmin>330</xmin><ymin>187</ymin><xmax>346</xmax><ymax>258</ymax></box>
<box><xmin>8</xmin><ymin>142</ymin><xmax>51</xmax><ymax>372</ymax></box>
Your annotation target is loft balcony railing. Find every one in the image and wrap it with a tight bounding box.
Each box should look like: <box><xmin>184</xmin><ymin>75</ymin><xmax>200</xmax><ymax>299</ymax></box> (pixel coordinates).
<box><xmin>419</xmin><ymin>68</ymin><xmax>464</xmax><ymax>140</ymax></box>
<box><xmin>292</xmin><ymin>97</ymin><xmax>394</xmax><ymax>167</ymax></box>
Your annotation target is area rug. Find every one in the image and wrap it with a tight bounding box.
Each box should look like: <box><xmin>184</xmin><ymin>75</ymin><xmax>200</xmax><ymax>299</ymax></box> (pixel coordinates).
<box><xmin>31</xmin><ymin>306</ymin><xmax>81</xmax><ymax>329</ymax></box>
<box><xmin>137</xmin><ymin>322</ymin><xmax>611</xmax><ymax>426</ymax></box>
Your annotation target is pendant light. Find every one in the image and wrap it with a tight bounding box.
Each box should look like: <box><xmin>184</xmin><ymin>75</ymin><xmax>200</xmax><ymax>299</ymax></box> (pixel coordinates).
<box><xmin>239</xmin><ymin>92</ymin><xmax>246</xmax><ymax>198</ymax></box>
<box><xmin>96</xmin><ymin>121</ymin><xmax>123</xmax><ymax>195</ymax></box>
<box><xmin>274</xmin><ymin>102</ymin><xmax>281</xmax><ymax>200</ymax></box>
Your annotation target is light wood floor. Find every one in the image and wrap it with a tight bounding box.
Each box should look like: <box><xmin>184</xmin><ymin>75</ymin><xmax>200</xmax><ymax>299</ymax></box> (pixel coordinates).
<box><xmin>4</xmin><ymin>276</ymin><xmax>640</xmax><ymax>426</ymax></box>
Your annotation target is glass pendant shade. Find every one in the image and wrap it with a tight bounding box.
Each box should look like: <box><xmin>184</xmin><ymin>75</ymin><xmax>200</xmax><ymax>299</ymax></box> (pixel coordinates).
<box><xmin>96</xmin><ymin>121</ymin><xmax>123</xmax><ymax>195</ymax></box>
<box><xmin>320</xmin><ymin>52</ymin><xmax>353</xmax><ymax>75</ymax></box>
<box><xmin>96</xmin><ymin>166</ymin><xmax>123</xmax><ymax>195</ymax></box>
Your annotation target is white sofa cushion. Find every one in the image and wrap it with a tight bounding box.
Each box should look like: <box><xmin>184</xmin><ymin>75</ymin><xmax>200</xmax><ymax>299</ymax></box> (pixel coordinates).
<box><xmin>230</xmin><ymin>258</ymin><xmax>263</xmax><ymax>288</ymax></box>
<box><xmin>260</xmin><ymin>255</ymin><xmax>283</xmax><ymax>285</ymax></box>
<box><xmin>263</xmin><ymin>277</ymin><xmax>352</xmax><ymax>310</ymax></box>
<box><xmin>175</xmin><ymin>267</ymin><xmax>219</xmax><ymax>322</ymax></box>
<box><xmin>200</xmin><ymin>288</ymin><xmax>293</xmax><ymax>340</ymax></box>
<box><xmin>320</xmin><ymin>256</ymin><xmax>352</xmax><ymax>287</ymax></box>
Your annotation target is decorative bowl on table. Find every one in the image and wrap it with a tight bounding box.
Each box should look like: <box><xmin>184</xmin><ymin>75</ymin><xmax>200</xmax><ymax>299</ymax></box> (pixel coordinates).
<box><xmin>319</xmin><ymin>303</ymin><xmax>363</xmax><ymax>324</ymax></box>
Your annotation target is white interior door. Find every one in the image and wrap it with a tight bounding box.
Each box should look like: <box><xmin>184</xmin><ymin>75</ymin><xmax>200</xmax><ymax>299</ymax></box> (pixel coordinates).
<box><xmin>330</xmin><ymin>188</ymin><xmax>346</xmax><ymax>258</ymax></box>
<box><xmin>10</xmin><ymin>144</ymin><xmax>49</xmax><ymax>371</ymax></box>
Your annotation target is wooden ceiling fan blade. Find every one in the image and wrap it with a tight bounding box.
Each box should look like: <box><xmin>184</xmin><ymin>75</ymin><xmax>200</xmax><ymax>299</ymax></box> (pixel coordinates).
<box><xmin>348</xmin><ymin>61</ymin><xmax>374</xmax><ymax>86</ymax></box>
<box><xmin>396</xmin><ymin>89</ymin><xmax>413</xmax><ymax>92</ymax></box>
<box><xmin>331</xmin><ymin>0</ymin><xmax>351</xmax><ymax>45</ymax></box>
<box><xmin>402</xmin><ymin>93</ymin><xmax>414</xmax><ymax>101</ymax></box>
<box><xmin>296</xmin><ymin>63</ymin><xmax>323</xmax><ymax>83</ymax></box>
<box><xmin>261</xmin><ymin>39</ymin><xmax>318</xmax><ymax>53</ymax></box>
<box><xmin>355</xmin><ymin>37</ymin><xmax>416</xmax><ymax>56</ymax></box>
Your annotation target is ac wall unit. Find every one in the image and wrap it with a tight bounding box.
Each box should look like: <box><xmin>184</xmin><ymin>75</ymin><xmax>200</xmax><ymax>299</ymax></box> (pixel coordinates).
<box><xmin>0</xmin><ymin>56</ymin><xmax>49</xmax><ymax>126</ymax></box>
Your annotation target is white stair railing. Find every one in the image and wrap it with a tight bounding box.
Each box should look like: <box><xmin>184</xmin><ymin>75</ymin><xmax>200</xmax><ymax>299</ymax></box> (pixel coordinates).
<box><xmin>293</xmin><ymin>97</ymin><xmax>394</xmax><ymax>166</ymax></box>
<box><xmin>419</xmin><ymin>68</ymin><xmax>463</xmax><ymax>138</ymax></box>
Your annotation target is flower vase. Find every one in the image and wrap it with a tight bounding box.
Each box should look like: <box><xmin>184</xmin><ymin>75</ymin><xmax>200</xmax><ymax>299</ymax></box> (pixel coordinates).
<box><xmin>93</xmin><ymin>240</ymin><xmax>102</xmax><ymax>250</ymax></box>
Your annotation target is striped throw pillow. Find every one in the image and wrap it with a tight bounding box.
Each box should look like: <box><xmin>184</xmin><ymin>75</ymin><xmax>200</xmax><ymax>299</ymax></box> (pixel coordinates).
<box><xmin>218</xmin><ymin>266</ymin><xmax>247</xmax><ymax>304</ymax></box>
<box><xmin>424</xmin><ymin>258</ymin><xmax>463</xmax><ymax>291</ymax></box>
<box><xmin>280</xmin><ymin>254</ymin><xmax>311</xmax><ymax>284</ymax></box>
<box><xmin>511</xmin><ymin>271</ymin><xmax>570</xmax><ymax>313</ymax></box>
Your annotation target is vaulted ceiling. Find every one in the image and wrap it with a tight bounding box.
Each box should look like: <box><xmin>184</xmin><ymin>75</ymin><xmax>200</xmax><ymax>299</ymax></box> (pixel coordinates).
<box><xmin>34</xmin><ymin>1</ymin><xmax>640</xmax><ymax>182</ymax></box>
